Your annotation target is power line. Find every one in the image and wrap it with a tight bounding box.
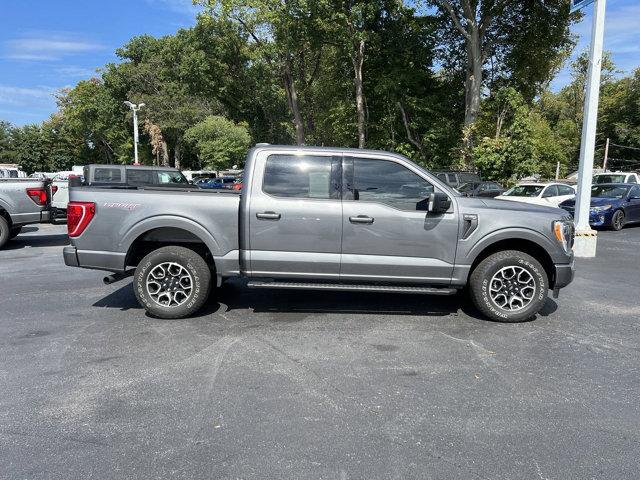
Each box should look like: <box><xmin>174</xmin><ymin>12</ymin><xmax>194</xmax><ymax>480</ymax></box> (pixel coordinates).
<box><xmin>609</xmin><ymin>142</ymin><xmax>640</xmax><ymax>152</ymax></box>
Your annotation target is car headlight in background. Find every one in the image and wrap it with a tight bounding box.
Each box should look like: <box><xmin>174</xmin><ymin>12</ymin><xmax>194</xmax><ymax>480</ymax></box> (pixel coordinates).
<box><xmin>591</xmin><ymin>204</ymin><xmax>612</xmax><ymax>212</ymax></box>
<box><xmin>553</xmin><ymin>220</ymin><xmax>574</xmax><ymax>253</ymax></box>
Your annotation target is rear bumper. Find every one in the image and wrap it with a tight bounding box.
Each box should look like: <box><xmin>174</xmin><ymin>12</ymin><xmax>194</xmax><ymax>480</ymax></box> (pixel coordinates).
<box><xmin>63</xmin><ymin>246</ymin><xmax>126</xmax><ymax>272</ymax></box>
<box><xmin>553</xmin><ymin>257</ymin><xmax>575</xmax><ymax>289</ymax></box>
<box><xmin>63</xmin><ymin>246</ymin><xmax>79</xmax><ymax>267</ymax></box>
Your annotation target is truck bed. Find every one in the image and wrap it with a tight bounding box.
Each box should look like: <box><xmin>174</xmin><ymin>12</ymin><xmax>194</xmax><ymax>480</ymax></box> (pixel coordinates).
<box><xmin>67</xmin><ymin>186</ymin><xmax>242</xmax><ymax>272</ymax></box>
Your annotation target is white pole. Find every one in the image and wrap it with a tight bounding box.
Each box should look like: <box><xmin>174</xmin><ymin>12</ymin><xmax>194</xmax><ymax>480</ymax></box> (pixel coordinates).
<box><xmin>132</xmin><ymin>107</ymin><xmax>139</xmax><ymax>166</ymax></box>
<box><xmin>602</xmin><ymin>137</ymin><xmax>609</xmax><ymax>170</ymax></box>
<box><xmin>555</xmin><ymin>161</ymin><xmax>560</xmax><ymax>180</ymax></box>
<box><xmin>573</xmin><ymin>0</ymin><xmax>606</xmax><ymax>258</ymax></box>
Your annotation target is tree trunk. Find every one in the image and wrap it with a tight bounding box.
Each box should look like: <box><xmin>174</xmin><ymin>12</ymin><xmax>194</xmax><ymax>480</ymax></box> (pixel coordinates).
<box><xmin>160</xmin><ymin>140</ymin><xmax>170</xmax><ymax>167</ymax></box>
<box><xmin>173</xmin><ymin>139</ymin><xmax>182</xmax><ymax>170</ymax></box>
<box><xmin>398</xmin><ymin>102</ymin><xmax>425</xmax><ymax>159</ymax></box>
<box><xmin>464</xmin><ymin>32</ymin><xmax>483</xmax><ymax>136</ymax></box>
<box><xmin>283</xmin><ymin>59</ymin><xmax>305</xmax><ymax>145</ymax></box>
<box><xmin>352</xmin><ymin>39</ymin><xmax>366</xmax><ymax>149</ymax></box>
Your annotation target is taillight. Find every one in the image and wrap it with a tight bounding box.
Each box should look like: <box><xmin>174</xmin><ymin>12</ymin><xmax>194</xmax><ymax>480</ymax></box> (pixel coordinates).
<box><xmin>67</xmin><ymin>202</ymin><xmax>96</xmax><ymax>237</ymax></box>
<box><xmin>26</xmin><ymin>188</ymin><xmax>47</xmax><ymax>205</ymax></box>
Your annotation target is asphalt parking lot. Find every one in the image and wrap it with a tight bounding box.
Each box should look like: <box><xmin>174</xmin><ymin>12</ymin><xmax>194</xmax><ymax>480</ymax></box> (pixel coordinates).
<box><xmin>1</xmin><ymin>224</ymin><xmax>639</xmax><ymax>479</ymax></box>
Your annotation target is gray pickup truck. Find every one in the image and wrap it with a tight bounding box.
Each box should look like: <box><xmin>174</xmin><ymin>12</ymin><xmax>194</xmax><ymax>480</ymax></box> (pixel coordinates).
<box><xmin>0</xmin><ymin>178</ymin><xmax>53</xmax><ymax>248</ymax></box>
<box><xmin>64</xmin><ymin>145</ymin><xmax>575</xmax><ymax>322</ymax></box>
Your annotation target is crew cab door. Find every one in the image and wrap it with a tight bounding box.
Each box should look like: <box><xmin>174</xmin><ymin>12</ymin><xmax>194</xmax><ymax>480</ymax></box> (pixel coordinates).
<box><xmin>340</xmin><ymin>155</ymin><xmax>458</xmax><ymax>284</ymax></box>
<box><xmin>247</xmin><ymin>152</ymin><xmax>342</xmax><ymax>279</ymax></box>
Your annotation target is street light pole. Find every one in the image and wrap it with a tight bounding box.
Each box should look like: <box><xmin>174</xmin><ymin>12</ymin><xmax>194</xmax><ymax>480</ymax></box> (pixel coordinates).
<box><xmin>573</xmin><ymin>0</ymin><xmax>606</xmax><ymax>258</ymax></box>
<box><xmin>124</xmin><ymin>101</ymin><xmax>145</xmax><ymax>166</ymax></box>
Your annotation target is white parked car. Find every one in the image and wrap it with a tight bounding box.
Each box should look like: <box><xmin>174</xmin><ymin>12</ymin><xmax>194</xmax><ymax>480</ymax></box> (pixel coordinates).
<box><xmin>51</xmin><ymin>170</ymin><xmax>84</xmax><ymax>221</ymax></box>
<box><xmin>593</xmin><ymin>171</ymin><xmax>639</xmax><ymax>184</ymax></box>
<box><xmin>496</xmin><ymin>182</ymin><xmax>576</xmax><ymax>208</ymax></box>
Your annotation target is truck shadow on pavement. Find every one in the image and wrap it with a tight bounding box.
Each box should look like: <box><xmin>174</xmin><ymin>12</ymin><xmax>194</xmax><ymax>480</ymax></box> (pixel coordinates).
<box><xmin>5</xmin><ymin>229</ymin><xmax>69</xmax><ymax>250</ymax></box>
<box><xmin>93</xmin><ymin>278</ymin><xmax>558</xmax><ymax>323</ymax></box>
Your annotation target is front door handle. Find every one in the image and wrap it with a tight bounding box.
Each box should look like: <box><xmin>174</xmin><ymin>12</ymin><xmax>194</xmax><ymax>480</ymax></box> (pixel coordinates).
<box><xmin>349</xmin><ymin>215</ymin><xmax>374</xmax><ymax>224</ymax></box>
<box><xmin>256</xmin><ymin>211</ymin><xmax>281</xmax><ymax>220</ymax></box>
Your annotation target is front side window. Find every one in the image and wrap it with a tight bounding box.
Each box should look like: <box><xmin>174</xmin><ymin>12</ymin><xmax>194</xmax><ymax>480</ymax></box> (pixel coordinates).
<box><xmin>351</xmin><ymin>158</ymin><xmax>435</xmax><ymax>211</ymax></box>
<box><xmin>542</xmin><ymin>185</ymin><xmax>559</xmax><ymax>197</ymax></box>
<box><xmin>263</xmin><ymin>154</ymin><xmax>335</xmax><ymax>199</ymax></box>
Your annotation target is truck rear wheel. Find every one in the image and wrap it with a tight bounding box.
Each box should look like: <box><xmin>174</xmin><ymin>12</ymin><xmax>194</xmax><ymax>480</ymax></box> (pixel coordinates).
<box><xmin>469</xmin><ymin>250</ymin><xmax>548</xmax><ymax>323</ymax></box>
<box><xmin>0</xmin><ymin>216</ymin><xmax>10</xmax><ymax>249</ymax></box>
<box><xmin>134</xmin><ymin>246</ymin><xmax>211</xmax><ymax>319</ymax></box>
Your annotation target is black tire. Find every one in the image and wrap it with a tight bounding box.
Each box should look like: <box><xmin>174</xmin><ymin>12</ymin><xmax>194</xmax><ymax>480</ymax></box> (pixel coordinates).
<box><xmin>9</xmin><ymin>226</ymin><xmax>22</xmax><ymax>239</ymax></box>
<box><xmin>0</xmin><ymin>216</ymin><xmax>9</xmax><ymax>249</ymax></box>
<box><xmin>134</xmin><ymin>246</ymin><xmax>212</xmax><ymax>319</ymax></box>
<box><xmin>610</xmin><ymin>209</ymin><xmax>625</xmax><ymax>231</ymax></box>
<box><xmin>469</xmin><ymin>250</ymin><xmax>548</xmax><ymax>323</ymax></box>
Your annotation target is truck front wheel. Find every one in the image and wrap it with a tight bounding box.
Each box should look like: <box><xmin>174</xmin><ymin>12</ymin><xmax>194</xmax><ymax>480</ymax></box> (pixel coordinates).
<box><xmin>469</xmin><ymin>250</ymin><xmax>548</xmax><ymax>323</ymax></box>
<box><xmin>134</xmin><ymin>246</ymin><xmax>211</xmax><ymax>319</ymax></box>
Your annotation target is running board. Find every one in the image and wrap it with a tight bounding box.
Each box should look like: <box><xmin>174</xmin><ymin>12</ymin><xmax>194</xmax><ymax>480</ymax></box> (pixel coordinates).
<box><xmin>247</xmin><ymin>281</ymin><xmax>457</xmax><ymax>295</ymax></box>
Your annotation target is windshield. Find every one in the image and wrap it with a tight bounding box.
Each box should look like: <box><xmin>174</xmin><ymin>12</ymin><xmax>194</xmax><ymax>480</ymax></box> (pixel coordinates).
<box><xmin>594</xmin><ymin>174</ymin><xmax>626</xmax><ymax>184</ymax></box>
<box><xmin>591</xmin><ymin>185</ymin><xmax>629</xmax><ymax>199</ymax></box>
<box><xmin>503</xmin><ymin>185</ymin><xmax>544</xmax><ymax>197</ymax></box>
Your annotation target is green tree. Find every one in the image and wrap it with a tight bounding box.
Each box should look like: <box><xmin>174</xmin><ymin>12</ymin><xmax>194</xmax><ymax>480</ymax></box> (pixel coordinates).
<box><xmin>184</xmin><ymin>115</ymin><xmax>251</xmax><ymax>169</ymax></box>
<box><xmin>56</xmin><ymin>78</ymin><xmax>131</xmax><ymax>164</ymax></box>
<box><xmin>428</xmin><ymin>0</ymin><xmax>578</xmax><ymax>155</ymax></box>
<box><xmin>472</xmin><ymin>87</ymin><xmax>568</xmax><ymax>181</ymax></box>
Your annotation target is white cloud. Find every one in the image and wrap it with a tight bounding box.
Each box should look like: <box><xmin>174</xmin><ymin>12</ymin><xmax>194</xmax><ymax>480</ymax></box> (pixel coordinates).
<box><xmin>3</xmin><ymin>34</ymin><xmax>105</xmax><ymax>62</ymax></box>
<box><xmin>551</xmin><ymin>0</ymin><xmax>640</xmax><ymax>90</ymax></box>
<box><xmin>55</xmin><ymin>66</ymin><xmax>100</xmax><ymax>78</ymax></box>
<box><xmin>0</xmin><ymin>85</ymin><xmax>54</xmax><ymax>100</ymax></box>
<box><xmin>145</xmin><ymin>0</ymin><xmax>201</xmax><ymax>16</ymax></box>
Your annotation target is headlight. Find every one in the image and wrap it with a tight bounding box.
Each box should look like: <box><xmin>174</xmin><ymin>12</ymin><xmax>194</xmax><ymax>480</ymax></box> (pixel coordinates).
<box><xmin>553</xmin><ymin>220</ymin><xmax>574</xmax><ymax>253</ymax></box>
<box><xmin>591</xmin><ymin>204</ymin><xmax>612</xmax><ymax>212</ymax></box>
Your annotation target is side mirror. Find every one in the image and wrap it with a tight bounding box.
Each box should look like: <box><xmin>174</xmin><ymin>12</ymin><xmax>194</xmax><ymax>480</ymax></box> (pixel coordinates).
<box><xmin>428</xmin><ymin>192</ymin><xmax>451</xmax><ymax>214</ymax></box>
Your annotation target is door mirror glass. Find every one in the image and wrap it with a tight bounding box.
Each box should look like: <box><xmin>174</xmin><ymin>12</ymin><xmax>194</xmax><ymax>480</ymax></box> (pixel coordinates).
<box><xmin>428</xmin><ymin>192</ymin><xmax>451</xmax><ymax>214</ymax></box>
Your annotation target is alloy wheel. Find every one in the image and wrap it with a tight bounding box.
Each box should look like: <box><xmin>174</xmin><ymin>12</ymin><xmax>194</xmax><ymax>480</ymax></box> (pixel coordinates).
<box><xmin>489</xmin><ymin>266</ymin><xmax>536</xmax><ymax>311</ymax></box>
<box><xmin>146</xmin><ymin>262</ymin><xmax>193</xmax><ymax>307</ymax></box>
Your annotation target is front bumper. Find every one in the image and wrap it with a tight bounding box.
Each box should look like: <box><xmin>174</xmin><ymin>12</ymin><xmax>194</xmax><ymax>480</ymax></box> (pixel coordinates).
<box><xmin>560</xmin><ymin>207</ymin><xmax>612</xmax><ymax>227</ymax></box>
<box><xmin>553</xmin><ymin>257</ymin><xmax>575</xmax><ymax>289</ymax></box>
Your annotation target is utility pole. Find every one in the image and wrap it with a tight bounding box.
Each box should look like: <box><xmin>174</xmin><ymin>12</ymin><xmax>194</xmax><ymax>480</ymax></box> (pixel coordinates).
<box><xmin>573</xmin><ymin>0</ymin><xmax>606</xmax><ymax>258</ymax></box>
<box><xmin>602</xmin><ymin>137</ymin><xmax>610</xmax><ymax>171</ymax></box>
<box><xmin>555</xmin><ymin>161</ymin><xmax>560</xmax><ymax>180</ymax></box>
<box><xmin>124</xmin><ymin>101</ymin><xmax>145</xmax><ymax>166</ymax></box>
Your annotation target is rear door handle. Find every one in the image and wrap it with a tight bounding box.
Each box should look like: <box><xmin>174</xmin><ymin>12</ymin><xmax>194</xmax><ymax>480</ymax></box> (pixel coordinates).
<box><xmin>256</xmin><ymin>211</ymin><xmax>281</xmax><ymax>220</ymax></box>
<box><xmin>349</xmin><ymin>215</ymin><xmax>374</xmax><ymax>224</ymax></box>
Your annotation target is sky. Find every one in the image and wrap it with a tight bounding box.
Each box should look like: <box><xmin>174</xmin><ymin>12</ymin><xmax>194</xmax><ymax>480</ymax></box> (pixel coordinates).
<box><xmin>0</xmin><ymin>0</ymin><xmax>638</xmax><ymax>126</ymax></box>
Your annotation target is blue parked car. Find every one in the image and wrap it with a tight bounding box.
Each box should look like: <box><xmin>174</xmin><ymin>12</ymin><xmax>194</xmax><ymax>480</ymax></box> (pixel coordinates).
<box><xmin>198</xmin><ymin>176</ymin><xmax>237</xmax><ymax>189</ymax></box>
<box><xmin>559</xmin><ymin>183</ymin><xmax>640</xmax><ymax>231</ymax></box>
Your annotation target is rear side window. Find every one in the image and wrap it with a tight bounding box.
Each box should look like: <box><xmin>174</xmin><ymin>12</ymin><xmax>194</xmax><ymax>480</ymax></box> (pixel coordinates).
<box><xmin>351</xmin><ymin>158</ymin><xmax>434</xmax><ymax>211</ymax></box>
<box><xmin>558</xmin><ymin>185</ymin><xmax>575</xmax><ymax>196</ymax></box>
<box><xmin>263</xmin><ymin>155</ymin><xmax>335</xmax><ymax>199</ymax></box>
<box><xmin>94</xmin><ymin>167</ymin><xmax>122</xmax><ymax>182</ymax></box>
<box><xmin>628</xmin><ymin>175</ymin><xmax>637</xmax><ymax>184</ymax></box>
<box><xmin>126</xmin><ymin>169</ymin><xmax>155</xmax><ymax>186</ymax></box>
<box><xmin>542</xmin><ymin>185</ymin><xmax>559</xmax><ymax>197</ymax></box>
<box><xmin>459</xmin><ymin>173</ymin><xmax>481</xmax><ymax>183</ymax></box>
<box><xmin>156</xmin><ymin>171</ymin><xmax>188</xmax><ymax>185</ymax></box>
